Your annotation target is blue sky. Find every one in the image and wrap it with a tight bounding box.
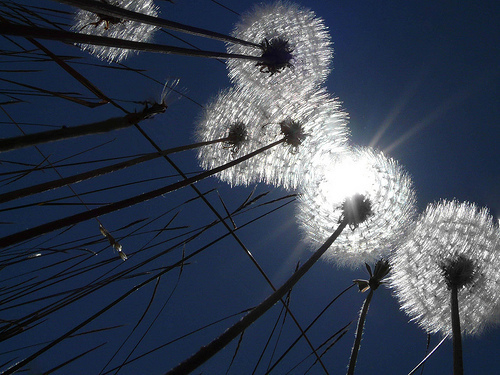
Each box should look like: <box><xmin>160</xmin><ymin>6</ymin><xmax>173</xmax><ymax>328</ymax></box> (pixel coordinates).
<box><xmin>0</xmin><ymin>0</ymin><xmax>499</xmax><ymax>374</ymax></box>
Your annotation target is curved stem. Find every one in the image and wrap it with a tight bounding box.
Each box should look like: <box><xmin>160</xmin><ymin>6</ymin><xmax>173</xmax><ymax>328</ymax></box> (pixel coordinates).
<box><xmin>451</xmin><ymin>285</ymin><xmax>464</xmax><ymax>375</ymax></box>
<box><xmin>346</xmin><ymin>289</ymin><xmax>373</xmax><ymax>375</ymax></box>
<box><xmin>166</xmin><ymin>219</ymin><xmax>348</xmax><ymax>375</ymax></box>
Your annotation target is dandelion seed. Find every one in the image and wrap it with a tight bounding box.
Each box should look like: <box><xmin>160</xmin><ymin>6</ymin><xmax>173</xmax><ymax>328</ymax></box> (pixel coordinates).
<box><xmin>72</xmin><ymin>0</ymin><xmax>159</xmax><ymax>63</ymax></box>
<box><xmin>389</xmin><ymin>200</ymin><xmax>500</xmax><ymax>336</ymax></box>
<box><xmin>297</xmin><ymin>147</ymin><xmax>417</xmax><ymax>268</ymax></box>
<box><xmin>227</xmin><ymin>1</ymin><xmax>333</xmax><ymax>96</ymax></box>
<box><xmin>99</xmin><ymin>224</ymin><xmax>127</xmax><ymax>260</ymax></box>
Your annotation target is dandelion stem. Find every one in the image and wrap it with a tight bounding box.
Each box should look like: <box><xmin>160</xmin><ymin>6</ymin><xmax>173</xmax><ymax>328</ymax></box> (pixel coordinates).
<box><xmin>0</xmin><ymin>137</ymin><xmax>230</xmax><ymax>204</ymax></box>
<box><xmin>451</xmin><ymin>285</ymin><xmax>464</xmax><ymax>375</ymax></box>
<box><xmin>346</xmin><ymin>289</ymin><xmax>373</xmax><ymax>375</ymax></box>
<box><xmin>54</xmin><ymin>0</ymin><xmax>262</xmax><ymax>49</ymax></box>
<box><xmin>0</xmin><ymin>139</ymin><xmax>285</xmax><ymax>249</ymax></box>
<box><xmin>0</xmin><ymin>23</ymin><xmax>266</xmax><ymax>62</ymax></box>
<box><xmin>0</xmin><ymin>105</ymin><xmax>165</xmax><ymax>153</ymax></box>
<box><xmin>165</xmin><ymin>219</ymin><xmax>348</xmax><ymax>375</ymax></box>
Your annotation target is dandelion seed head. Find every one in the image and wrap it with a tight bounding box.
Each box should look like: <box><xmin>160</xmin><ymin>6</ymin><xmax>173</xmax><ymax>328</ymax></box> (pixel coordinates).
<box><xmin>195</xmin><ymin>86</ymin><xmax>270</xmax><ymax>186</ymax></box>
<box><xmin>196</xmin><ymin>87</ymin><xmax>348</xmax><ymax>190</ymax></box>
<box><xmin>227</xmin><ymin>1</ymin><xmax>333</xmax><ymax>96</ymax></box>
<box><xmin>255</xmin><ymin>37</ymin><xmax>294</xmax><ymax>75</ymax></box>
<box><xmin>297</xmin><ymin>147</ymin><xmax>417</xmax><ymax>268</ymax></box>
<box><xmin>255</xmin><ymin>87</ymin><xmax>349</xmax><ymax>190</ymax></box>
<box><xmin>389</xmin><ymin>200</ymin><xmax>500</xmax><ymax>336</ymax></box>
<box><xmin>72</xmin><ymin>0</ymin><xmax>159</xmax><ymax>63</ymax></box>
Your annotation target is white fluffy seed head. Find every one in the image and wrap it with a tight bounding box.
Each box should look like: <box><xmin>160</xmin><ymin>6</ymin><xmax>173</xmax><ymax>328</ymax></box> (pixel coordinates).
<box><xmin>296</xmin><ymin>147</ymin><xmax>417</xmax><ymax>269</ymax></box>
<box><xmin>251</xmin><ymin>87</ymin><xmax>349</xmax><ymax>190</ymax></box>
<box><xmin>227</xmin><ymin>1</ymin><xmax>333</xmax><ymax>97</ymax></box>
<box><xmin>72</xmin><ymin>0</ymin><xmax>159</xmax><ymax>63</ymax></box>
<box><xmin>195</xmin><ymin>87</ymin><xmax>349</xmax><ymax>190</ymax></box>
<box><xmin>389</xmin><ymin>200</ymin><xmax>500</xmax><ymax>336</ymax></box>
<box><xmin>195</xmin><ymin>86</ymin><xmax>270</xmax><ymax>187</ymax></box>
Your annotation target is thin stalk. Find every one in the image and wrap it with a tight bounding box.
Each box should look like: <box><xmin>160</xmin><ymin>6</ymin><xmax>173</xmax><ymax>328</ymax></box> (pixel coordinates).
<box><xmin>0</xmin><ymin>23</ymin><xmax>266</xmax><ymax>62</ymax></box>
<box><xmin>451</xmin><ymin>285</ymin><xmax>464</xmax><ymax>375</ymax></box>
<box><xmin>0</xmin><ymin>137</ymin><xmax>228</xmax><ymax>204</ymax></box>
<box><xmin>165</xmin><ymin>219</ymin><xmax>348</xmax><ymax>375</ymax></box>
<box><xmin>346</xmin><ymin>289</ymin><xmax>373</xmax><ymax>375</ymax></box>
<box><xmin>266</xmin><ymin>284</ymin><xmax>355</xmax><ymax>374</ymax></box>
<box><xmin>0</xmin><ymin>104</ymin><xmax>165</xmax><ymax>153</ymax></box>
<box><xmin>0</xmin><ymin>195</ymin><xmax>293</xmax><ymax>374</ymax></box>
<box><xmin>54</xmin><ymin>0</ymin><xmax>261</xmax><ymax>49</ymax></box>
<box><xmin>407</xmin><ymin>335</ymin><xmax>448</xmax><ymax>375</ymax></box>
<box><xmin>0</xmin><ymin>138</ymin><xmax>285</xmax><ymax>249</ymax></box>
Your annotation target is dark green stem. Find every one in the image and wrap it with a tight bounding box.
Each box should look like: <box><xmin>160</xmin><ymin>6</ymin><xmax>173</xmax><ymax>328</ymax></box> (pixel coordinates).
<box><xmin>0</xmin><ymin>23</ymin><xmax>266</xmax><ymax>62</ymax></box>
<box><xmin>54</xmin><ymin>0</ymin><xmax>262</xmax><ymax>49</ymax></box>
<box><xmin>0</xmin><ymin>138</ymin><xmax>284</xmax><ymax>249</ymax></box>
<box><xmin>166</xmin><ymin>219</ymin><xmax>348</xmax><ymax>375</ymax></box>
<box><xmin>346</xmin><ymin>289</ymin><xmax>373</xmax><ymax>375</ymax></box>
<box><xmin>451</xmin><ymin>285</ymin><xmax>464</xmax><ymax>375</ymax></box>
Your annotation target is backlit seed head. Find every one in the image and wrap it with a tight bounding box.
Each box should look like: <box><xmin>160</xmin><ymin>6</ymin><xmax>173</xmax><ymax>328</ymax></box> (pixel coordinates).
<box><xmin>440</xmin><ymin>254</ymin><xmax>477</xmax><ymax>290</ymax></box>
<box><xmin>390</xmin><ymin>200</ymin><xmax>500</xmax><ymax>336</ymax></box>
<box><xmin>255</xmin><ymin>37</ymin><xmax>294</xmax><ymax>75</ymax></box>
<box><xmin>256</xmin><ymin>87</ymin><xmax>349</xmax><ymax>190</ymax></box>
<box><xmin>195</xmin><ymin>86</ymin><xmax>269</xmax><ymax>186</ymax></box>
<box><xmin>72</xmin><ymin>0</ymin><xmax>159</xmax><ymax>62</ymax></box>
<box><xmin>227</xmin><ymin>1</ymin><xmax>333</xmax><ymax>97</ymax></box>
<box><xmin>297</xmin><ymin>147</ymin><xmax>417</xmax><ymax>268</ymax></box>
<box><xmin>196</xmin><ymin>86</ymin><xmax>348</xmax><ymax>190</ymax></box>
<box><xmin>224</xmin><ymin>122</ymin><xmax>248</xmax><ymax>155</ymax></box>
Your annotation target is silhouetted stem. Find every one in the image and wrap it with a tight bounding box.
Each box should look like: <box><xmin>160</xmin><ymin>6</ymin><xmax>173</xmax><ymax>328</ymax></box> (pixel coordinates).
<box><xmin>54</xmin><ymin>0</ymin><xmax>262</xmax><ymax>49</ymax></box>
<box><xmin>0</xmin><ymin>105</ymin><xmax>165</xmax><ymax>153</ymax></box>
<box><xmin>0</xmin><ymin>139</ymin><xmax>284</xmax><ymax>249</ymax></box>
<box><xmin>0</xmin><ymin>137</ymin><xmax>229</xmax><ymax>204</ymax></box>
<box><xmin>451</xmin><ymin>285</ymin><xmax>464</xmax><ymax>375</ymax></box>
<box><xmin>0</xmin><ymin>23</ymin><xmax>265</xmax><ymax>62</ymax></box>
<box><xmin>346</xmin><ymin>289</ymin><xmax>373</xmax><ymax>375</ymax></box>
<box><xmin>166</xmin><ymin>219</ymin><xmax>348</xmax><ymax>375</ymax></box>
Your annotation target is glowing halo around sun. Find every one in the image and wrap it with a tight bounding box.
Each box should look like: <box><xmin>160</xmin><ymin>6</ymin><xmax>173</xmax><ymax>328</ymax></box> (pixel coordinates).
<box><xmin>296</xmin><ymin>147</ymin><xmax>417</xmax><ymax>269</ymax></box>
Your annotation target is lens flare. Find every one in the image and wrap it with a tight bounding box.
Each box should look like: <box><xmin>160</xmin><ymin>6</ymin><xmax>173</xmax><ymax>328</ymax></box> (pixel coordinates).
<box><xmin>297</xmin><ymin>147</ymin><xmax>417</xmax><ymax>268</ymax></box>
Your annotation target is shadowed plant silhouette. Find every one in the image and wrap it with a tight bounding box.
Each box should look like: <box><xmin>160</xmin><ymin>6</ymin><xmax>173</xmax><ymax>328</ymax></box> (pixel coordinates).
<box><xmin>347</xmin><ymin>259</ymin><xmax>391</xmax><ymax>375</ymax></box>
<box><xmin>166</xmin><ymin>194</ymin><xmax>373</xmax><ymax>375</ymax></box>
<box><xmin>390</xmin><ymin>200</ymin><xmax>500</xmax><ymax>375</ymax></box>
